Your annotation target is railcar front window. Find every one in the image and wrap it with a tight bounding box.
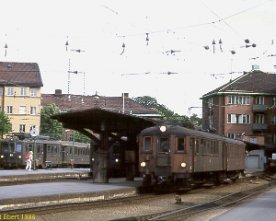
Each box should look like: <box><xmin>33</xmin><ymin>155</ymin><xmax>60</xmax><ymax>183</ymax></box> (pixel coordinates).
<box><xmin>2</xmin><ymin>142</ymin><xmax>9</xmax><ymax>153</ymax></box>
<box><xmin>143</xmin><ymin>137</ymin><xmax>152</xmax><ymax>151</ymax></box>
<box><xmin>159</xmin><ymin>137</ymin><xmax>169</xmax><ymax>153</ymax></box>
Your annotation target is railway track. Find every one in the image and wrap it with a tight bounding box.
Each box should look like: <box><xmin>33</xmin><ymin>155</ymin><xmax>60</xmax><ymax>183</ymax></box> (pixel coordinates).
<box><xmin>138</xmin><ymin>176</ymin><xmax>276</xmax><ymax>221</ymax></box>
<box><xmin>1</xmin><ymin>173</ymin><xmax>274</xmax><ymax>221</ymax></box>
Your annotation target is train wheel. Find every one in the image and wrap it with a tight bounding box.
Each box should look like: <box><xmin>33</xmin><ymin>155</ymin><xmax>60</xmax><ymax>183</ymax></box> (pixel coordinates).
<box><xmin>215</xmin><ymin>173</ymin><xmax>226</xmax><ymax>185</ymax></box>
<box><xmin>142</xmin><ymin>174</ymin><xmax>152</xmax><ymax>186</ymax></box>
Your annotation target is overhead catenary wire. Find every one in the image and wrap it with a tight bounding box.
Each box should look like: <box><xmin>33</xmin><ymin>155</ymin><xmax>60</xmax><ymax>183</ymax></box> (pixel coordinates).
<box><xmin>115</xmin><ymin>0</ymin><xmax>272</xmax><ymax>38</ymax></box>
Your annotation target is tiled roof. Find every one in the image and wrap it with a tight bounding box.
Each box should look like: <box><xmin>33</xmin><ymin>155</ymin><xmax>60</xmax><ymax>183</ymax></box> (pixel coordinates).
<box><xmin>41</xmin><ymin>93</ymin><xmax>161</xmax><ymax>116</ymax></box>
<box><xmin>202</xmin><ymin>70</ymin><xmax>276</xmax><ymax>98</ymax></box>
<box><xmin>0</xmin><ymin>62</ymin><xmax>43</xmax><ymax>87</ymax></box>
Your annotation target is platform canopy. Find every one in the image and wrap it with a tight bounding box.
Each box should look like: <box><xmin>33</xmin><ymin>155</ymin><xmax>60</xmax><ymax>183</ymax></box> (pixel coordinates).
<box><xmin>52</xmin><ymin>107</ymin><xmax>157</xmax><ymax>183</ymax></box>
<box><xmin>52</xmin><ymin>107</ymin><xmax>156</xmax><ymax>137</ymax></box>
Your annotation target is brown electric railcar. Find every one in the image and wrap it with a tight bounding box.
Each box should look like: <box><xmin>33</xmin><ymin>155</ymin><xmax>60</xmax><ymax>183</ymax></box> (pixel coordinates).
<box><xmin>138</xmin><ymin>125</ymin><xmax>246</xmax><ymax>187</ymax></box>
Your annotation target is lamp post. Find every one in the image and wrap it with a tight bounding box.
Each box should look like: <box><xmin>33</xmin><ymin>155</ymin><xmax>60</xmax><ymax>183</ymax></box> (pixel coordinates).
<box><xmin>30</xmin><ymin>127</ymin><xmax>37</xmax><ymax>170</ymax></box>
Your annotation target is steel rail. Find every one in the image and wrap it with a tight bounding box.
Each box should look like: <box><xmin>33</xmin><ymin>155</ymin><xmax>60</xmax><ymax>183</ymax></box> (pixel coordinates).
<box><xmin>144</xmin><ymin>181</ymin><xmax>275</xmax><ymax>221</ymax></box>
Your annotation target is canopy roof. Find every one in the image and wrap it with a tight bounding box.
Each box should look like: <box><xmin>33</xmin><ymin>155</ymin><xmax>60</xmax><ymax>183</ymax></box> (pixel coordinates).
<box><xmin>52</xmin><ymin>107</ymin><xmax>156</xmax><ymax>137</ymax></box>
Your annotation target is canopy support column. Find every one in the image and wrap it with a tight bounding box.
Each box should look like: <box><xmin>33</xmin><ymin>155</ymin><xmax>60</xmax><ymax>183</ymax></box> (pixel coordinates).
<box><xmin>93</xmin><ymin>130</ymin><xmax>109</xmax><ymax>183</ymax></box>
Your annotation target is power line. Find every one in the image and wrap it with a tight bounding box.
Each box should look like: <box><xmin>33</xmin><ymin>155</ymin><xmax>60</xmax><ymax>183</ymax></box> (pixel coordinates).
<box><xmin>116</xmin><ymin>0</ymin><xmax>272</xmax><ymax>38</ymax></box>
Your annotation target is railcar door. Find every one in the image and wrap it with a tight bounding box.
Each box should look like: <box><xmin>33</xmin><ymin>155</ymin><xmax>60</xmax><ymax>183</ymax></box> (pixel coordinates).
<box><xmin>156</xmin><ymin>136</ymin><xmax>171</xmax><ymax>176</ymax></box>
<box><xmin>61</xmin><ymin>145</ymin><xmax>66</xmax><ymax>163</ymax></box>
<box><xmin>191</xmin><ymin>138</ymin><xmax>196</xmax><ymax>173</ymax></box>
<box><xmin>222</xmin><ymin>142</ymin><xmax>227</xmax><ymax>170</ymax></box>
<box><xmin>43</xmin><ymin>144</ymin><xmax>47</xmax><ymax>167</ymax></box>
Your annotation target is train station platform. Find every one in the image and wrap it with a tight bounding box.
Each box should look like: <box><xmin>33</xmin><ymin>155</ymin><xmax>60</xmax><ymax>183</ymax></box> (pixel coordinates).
<box><xmin>0</xmin><ymin>169</ymin><xmax>142</xmax><ymax>212</ymax></box>
<box><xmin>0</xmin><ymin>168</ymin><xmax>91</xmax><ymax>185</ymax></box>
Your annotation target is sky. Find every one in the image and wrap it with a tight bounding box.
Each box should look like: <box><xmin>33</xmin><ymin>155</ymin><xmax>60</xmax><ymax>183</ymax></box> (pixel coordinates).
<box><xmin>0</xmin><ymin>0</ymin><xmax>276</xmax><ymax>117</ymax></box>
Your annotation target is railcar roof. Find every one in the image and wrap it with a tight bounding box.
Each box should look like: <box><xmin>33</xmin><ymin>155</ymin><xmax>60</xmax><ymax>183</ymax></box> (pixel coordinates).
<box><xmin>139</xmin><ymin>125</ymin><xmax>244</xmax><ymax>145</ymax></box>
<box><xmin>0</xmin><ymin>139</ymin><xmax>90</xmax><ymax>147</ymax></box>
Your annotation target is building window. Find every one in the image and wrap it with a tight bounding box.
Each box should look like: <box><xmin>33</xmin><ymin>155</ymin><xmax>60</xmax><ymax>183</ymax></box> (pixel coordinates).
<box><xmin>19</xmin><ymin>106</ymin><xmax>26</xmax><ymax>114</ymax></box>
<box><xmin>20</xmin><ymin>87</ymin><xmax>27</xmax><ymax>96</ymax></box>
<box><xmin>227</xmin><ymin>114</ymin><xmax>250</xmax><ymax>124</ymax></box>
<box><xmin>250</xmin><ymin>137</ymin><xmax>257</xmax><ymax>144</ymax></box>
<box><xmin>272</xmin><ymin>115</ymin><xmax>276</xmax><ymax>125</ymax></box>
<box><xmin>19</xmin><ymin>124</ymin><xmax>26</xmax><ymax>132</ymax></box>
<box><xmin>0</xmin><ymin>88</ymin><xmax>3</xmax><ymax>96</ymax></box>
<box><xmin>227</xmin><ymin>133</ymin><xmax>237</xmax><ymax>139</ymax></box>
<box><xmin>208</xmin><ymin>98</ymin><xmax>213</xmax><ymax>108</ymax></box>
<box><xmin>30</xmin><ymin>88</ymin><xmax>37</xmax><ymax>97</ymax></box>
<box><xmin>273</xmin><ymin>134</ymin><xmax>276</xmax><ymax>144</ymax></box>
<box><xmin>228</xmin><ymin>95</ymin><xmax>250</xmax><ymax>105</ymax></box>
<box><xmin>7</xmin><ymin>87</ymin><xmax>13</xmax><ymax>96</ymax></box>
<box><xmin>273</xmin><ymin>97</ymin><xmax>276</xmax><ymax>106</ymax></box>
<box><xmin>7</xmin><ymin>106</ymin><xmax>13</xmax><ymax>114</ymax></box>
<box><xmin>227</xmin><ymin>133</ymin><xmax>233</xmax><ymax>139</ymax></box>
<box><xmin>254</xmin><ymin>96</ymin><xmax>264</xmax><ymax>105</ymax></box>
<box><xmin>30</xmin><ymin>106</ymin><xmax>36</xmax><ymax>115</ymax></box>
<box><xmin>254</xmin><ymin>114</ymin><xmax>265</xmax><ymax>124</ymax></box>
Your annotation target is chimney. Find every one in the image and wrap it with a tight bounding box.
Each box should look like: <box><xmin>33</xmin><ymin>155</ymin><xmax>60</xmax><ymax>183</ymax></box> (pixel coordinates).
<box><xmin>251</xmin><ymin>64</ymin><xmax>260</xmax><ymax>71</ymax></box>
<box><xmin>54</xmin><ymin>89</ymin><xmax>62</xmax><ymax>95</ymax></box>
<box><xmin>122</xmin><ymin>93</ymin><xmax>129</xmax><ymax>98</ymax></box>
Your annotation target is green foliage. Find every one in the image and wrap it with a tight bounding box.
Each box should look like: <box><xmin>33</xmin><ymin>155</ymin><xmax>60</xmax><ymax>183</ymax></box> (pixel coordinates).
<box><xmin>134</xmin><ymin>96</ymin><xmax>202</xmax><ymax>128</ymax></box>
<box><xmin>134</xmin><ymin>96</ymin><xmax>174</xmax><ymax>116</ymax></box>
<box><xmin>0</xmin><ymin>112</ymin><xmax>12</xmax><ymax>138</ymax></box>
<box><xmin>70</xmin><ymin>131</ymin><xmax>90</xmax><ymax>143</ymax></box>
<box><xmin>40</xmin><ymin>104</ymin><xmax>63</xmax><ymax>140</ymax></box>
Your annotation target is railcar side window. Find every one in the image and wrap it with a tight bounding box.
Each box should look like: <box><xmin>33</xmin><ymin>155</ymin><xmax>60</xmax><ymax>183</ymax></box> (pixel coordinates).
<box><xmin>195</xmin><ymin>139</ymin><xmax>200</xmax><ymax>154</ymax></box>
<box><xmin>176</xmin><ymin>137</ymin><xmax>185</xmax><ymax>151</ymax></box>
<box><xmin>143</xmin><ymin>136</ymin><xmax>152</xmax><ymax>151</ymax></box>
<box><xmin>190</xmin><ymin>138</ymin><xmax>195</xmax><ymax>149</ymax></box>
<box><xmin>159</xmin><ymin>137</ymin><xmax>169</xmax><ymax>153</ymax></box>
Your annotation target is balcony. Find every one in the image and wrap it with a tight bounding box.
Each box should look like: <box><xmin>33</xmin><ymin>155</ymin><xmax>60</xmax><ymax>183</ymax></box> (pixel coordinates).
<box><xmin>252</xmin><ymin>104</ymin><xmax>268</xmax><ymax>112</ymax></box>
<box><xmin>252</xmin><ymin>123</ymin><xmax>267</xmax><ymax>131</ymax></box>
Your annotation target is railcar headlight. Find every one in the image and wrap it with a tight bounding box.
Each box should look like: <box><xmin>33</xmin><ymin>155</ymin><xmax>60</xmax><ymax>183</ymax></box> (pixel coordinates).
<box><xmin>115</xmin><ymin>158</ymin><xmax>119</xmax><ymax>163</ymax></box>
<box><xmin>18</xmin><ymin>155</ymin><xmax>22</xmax><ymax>159</ymax></box>
<box><xmin>180</xmin><ymin>162</ymin><xmax>187</xmax><ymax>168</ymax></box>
<box><xmin>160</xmin><ymin>125</ymin><xmax>167</xmax><ymax>133</ymax></box>
<box><xmin>0</xmin><ymin>155</ymin><xmax>3</xmax><ymax>159</ymax></box>
<box><xmin>140</xmin><ymin>161</ymin><xmax>146</xmax><ymax>167</ymax></box>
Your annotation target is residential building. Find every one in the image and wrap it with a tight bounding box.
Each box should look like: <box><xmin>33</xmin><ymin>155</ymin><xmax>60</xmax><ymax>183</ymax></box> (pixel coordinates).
<box><xmin>41</xmin><ymin>90</ymin><xmax>162</xmax><ymax>140</ymax></box>
<box><xmin>0</xmin><ymin>62</ymin><xmax>43</xmax><ymax>135</ymax></box>
<box><xmin>201</xmin><ymin>70</ymin><xmax>276</xmax><ymax>147</ymax></box>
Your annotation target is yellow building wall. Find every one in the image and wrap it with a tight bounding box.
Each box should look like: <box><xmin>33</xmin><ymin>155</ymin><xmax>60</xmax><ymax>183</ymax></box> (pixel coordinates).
<box><xmin>1</xmin><ymin>86</ymin><xmax>41</xmax><ymax>134</ymax></box>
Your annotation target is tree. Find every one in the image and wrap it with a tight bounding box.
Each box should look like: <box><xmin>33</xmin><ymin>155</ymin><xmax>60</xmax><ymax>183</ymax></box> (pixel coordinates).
<box><xmin>134</xmin><ymin>96</ymin><xmax>202</xmax><ymax>128</ymax></box>
<box><xmin>134</xmin><ymin>96</ymin><xmax>174</xmax><ymax>117</ymax></box>
<box><xmin>0</xmin><ymin>112</ymin><xmax>11</xmax><ymax>138</ymax></box>
<box><xmin>40</xmin><ymin>104</ymin><xmax>63</xmax><ymax>140</ymax></box>
<box><xmin>70</xmin><ymin>131</ymin><xmax>90</xmax><ymax>143</ymax></box>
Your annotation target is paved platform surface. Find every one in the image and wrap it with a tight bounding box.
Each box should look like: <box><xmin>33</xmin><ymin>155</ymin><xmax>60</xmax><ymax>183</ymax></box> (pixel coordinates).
<box><xmin>0</xmin><ymin>169</ymin><xmax>142</xmax><ymax>212</ymax></box>
<box><xmin>211</xmin><ymin>186</ymin><xmax>276</xmax><ymax>221</ymax></box>
<box><xmin>0</xmin><ymin>168</ymin><xmax>90</xmax><ymax>177</ymax></box>
<box><xmin>0</xmin><ymin>168</ymin><xmax>91</xmax><ymax>184</ymax></box>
